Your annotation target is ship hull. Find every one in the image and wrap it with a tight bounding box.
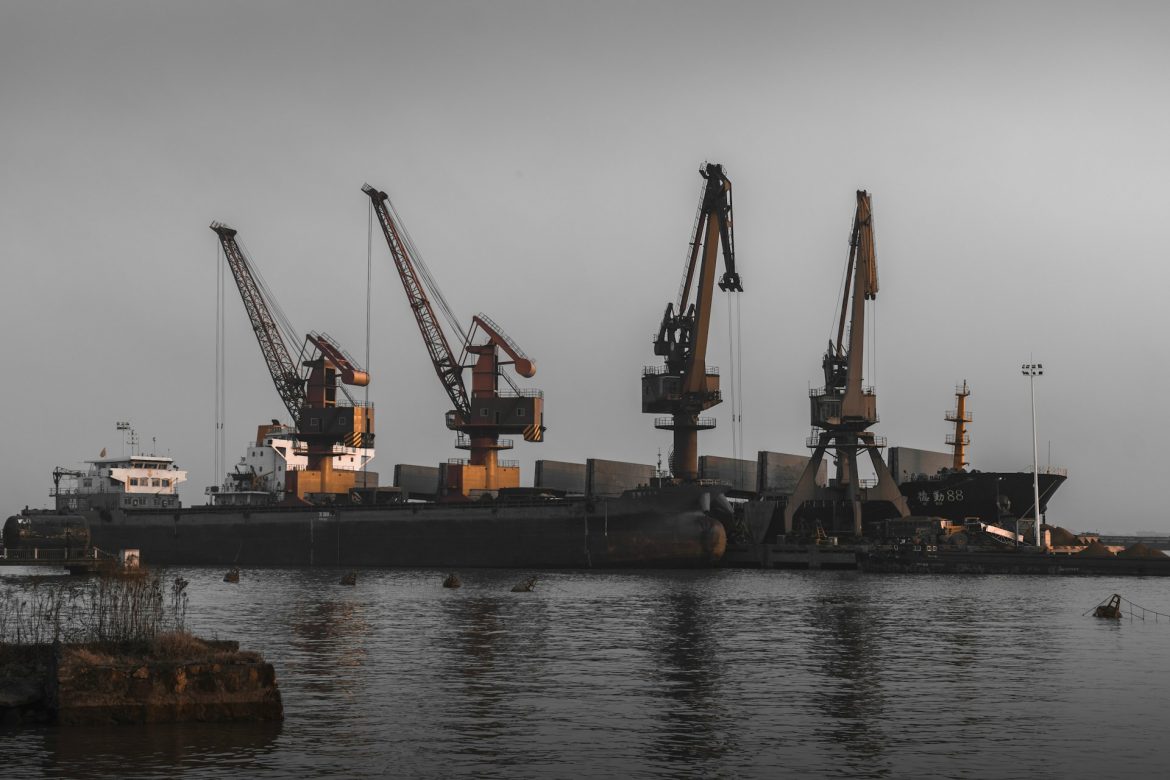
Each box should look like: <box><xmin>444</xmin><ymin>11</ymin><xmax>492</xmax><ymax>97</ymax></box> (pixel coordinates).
<box><xmin>20</xmin><ymin>484</ymin><xmax>727</xmax><ymax>569</ymax></box>
<box><xmin>898</xmin><ymin>470</ymin><xmax>1066</xmax><ymax>524</ymax></box>
<box><xmin>772</xmin><ymin>470</ymin><xmax>1067</xmax><ymax>538</ymax></box>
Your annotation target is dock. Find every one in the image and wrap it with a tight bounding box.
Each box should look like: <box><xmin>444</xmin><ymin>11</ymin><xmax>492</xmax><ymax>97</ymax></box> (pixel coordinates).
<box><xmin>0</xmin><ymin>547</ymin><xmax>138</xmax><ymax>575</ymax></box>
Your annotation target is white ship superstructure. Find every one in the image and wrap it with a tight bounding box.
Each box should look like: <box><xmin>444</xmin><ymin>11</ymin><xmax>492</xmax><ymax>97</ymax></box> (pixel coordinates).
<box><xmin>209</xmin><ymin>422</ymin><xmax>375</xmax><ymax>506</ymax></box>
<box><xmin>53</xmin><ymin>455</ymin><xmax>188</xmax><ymax>512</ymax></box>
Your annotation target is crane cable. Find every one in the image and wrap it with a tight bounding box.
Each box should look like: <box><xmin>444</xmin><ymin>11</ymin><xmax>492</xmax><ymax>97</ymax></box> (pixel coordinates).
<box><xmin>726</xmin><ymin>290</ymin><xmax>746</xmax><ymax>480</ymax></box>
<box><xmin>364</xmin><ymin>199</ymin><xmax>373</xmax><ymax>477</ymax></box>
<box><xmin>232</xmin><ymin>236</ymin><xmax>303</xmax><ymax>363</ymax></box>
<box><xmin>727</xmin><ymin>298</ymin><xmax>737</xmax><ymax>469</ymax></box>
<box><xmin>736</xmin><ymin>290</ymin><xmax>744</xmax><ymax>463</ymax></box>
<box><xmin>214</xmin><ymin>240</ymin><xmax>227</xmax><ymax>491</ymax></box>
<box><xmin>383</xmin><ymin>194</ymin><xmax>468</xmax><ymax>346</ymax></box>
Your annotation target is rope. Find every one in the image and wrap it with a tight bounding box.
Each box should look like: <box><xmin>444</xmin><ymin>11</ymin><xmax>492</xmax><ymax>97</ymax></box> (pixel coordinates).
<box><xmin>1084</xmin><ymin>594</ymin><xmax>1170</xmax><ymax>622</ymax></box>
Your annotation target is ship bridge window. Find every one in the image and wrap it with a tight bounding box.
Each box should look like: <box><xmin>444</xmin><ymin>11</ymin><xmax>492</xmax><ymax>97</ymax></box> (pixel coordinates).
<box><xmin>162</xmin><ymin>479</ymin><xmax>171</xmax><ymax>487</ymax></box>
<box><xmin>83</xmin><ymin>479</ymin><xmax>92</xmax><ymax>487</ymax></box>
<box><xmin>516</xmin><ymin>408</ymin><xmax>525</xmax><ymax>417</ymax></box>
<box><xmin>152</xmin><ymin>478</ymin><xmax>162</xmax><ymax>487</ymax></box>
<box><xmin>130</xmin><ymin>478</ymin><xmax>139</xmax><ymax>486</ymax></box>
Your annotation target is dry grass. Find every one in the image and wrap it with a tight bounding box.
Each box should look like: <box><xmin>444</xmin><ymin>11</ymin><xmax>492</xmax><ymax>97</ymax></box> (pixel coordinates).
<box><xmin>150</xmin><ymin>631</ymin><xmax>257</xmax><ymax>663</ymax></box>
<box><xmin>0</xmin><ymin>572</ymin><xmax>189</xmax><ymax>646</ymax></box>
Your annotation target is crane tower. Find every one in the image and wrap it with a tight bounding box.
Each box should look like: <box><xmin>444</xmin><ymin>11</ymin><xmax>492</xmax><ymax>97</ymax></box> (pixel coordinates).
<box><xmin>363</xmin><ymin>184</ymin><xmax>545</xmax><ymax>498</ymax></box>
<box><xmin>642</xmin><ymin>163</ymin><xmax>742</xmax><ymax>481</ymax></box>
<box><xmin>211</xmin><ymin>222</ymin><xmax>374</xmax><ymax>502</ymax></box>
<box><xmin>781</xmin><ymin>192</ymin><xmax>909</xmax><ymax>537</ymax></box>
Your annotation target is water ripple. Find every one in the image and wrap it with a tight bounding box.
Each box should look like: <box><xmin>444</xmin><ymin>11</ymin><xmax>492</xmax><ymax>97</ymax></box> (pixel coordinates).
<box><xmin>2</xmin><ymin>568</ymin><xmax>1168</xmax><ymax>778</ymax></box>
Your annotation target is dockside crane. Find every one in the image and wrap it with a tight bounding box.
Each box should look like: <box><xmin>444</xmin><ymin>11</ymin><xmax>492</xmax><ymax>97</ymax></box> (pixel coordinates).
<box><xmin>780</xmin><ymin>191</ymin><xmax>909</xmax><ymax>538</ymax></box>
<box><xmin>642</xmin><ymin>163</ymin><xmax>742</xmax><ymax>482</ymax></box>
<box><xmin>210</xmin><ymin>222</ymin><xmax>374</xmax><ymax>501</ymax></box>
<box><xmin>362</xmin><ymin>184</ymin><xmax>544</xmax><ymax>497</ymax></box>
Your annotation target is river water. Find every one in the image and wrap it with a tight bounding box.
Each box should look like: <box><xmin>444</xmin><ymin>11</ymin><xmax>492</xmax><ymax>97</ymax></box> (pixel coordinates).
<box><xmin>4</xmin><ymin>567</ymin><xmax>1169</xmax><ymax>779</ymax></box>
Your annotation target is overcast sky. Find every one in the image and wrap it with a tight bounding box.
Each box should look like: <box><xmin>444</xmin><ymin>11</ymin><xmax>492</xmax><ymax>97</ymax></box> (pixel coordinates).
<box><xmin>2</xmin><ymin>1</ymin><xmax>1167</xmax><ymax>532</ymax></box>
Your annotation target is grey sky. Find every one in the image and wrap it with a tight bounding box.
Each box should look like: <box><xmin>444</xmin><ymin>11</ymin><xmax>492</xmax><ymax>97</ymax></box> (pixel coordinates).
<box><xmin>2</xmin><ymin>1</ymin><xmax>1167</xmax><ymax>532</ymax></box>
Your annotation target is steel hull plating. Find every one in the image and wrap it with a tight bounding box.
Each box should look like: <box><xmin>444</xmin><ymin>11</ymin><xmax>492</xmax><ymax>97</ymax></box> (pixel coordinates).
<box><xmin>898</xmin><ymin>471</ymin><xmax>1066</xmax><ymax>523</ymax></box>
<box><xmin>41</xmin><ymin>485</ymin><xmax>726</xmax><ymax>568</ymax></box>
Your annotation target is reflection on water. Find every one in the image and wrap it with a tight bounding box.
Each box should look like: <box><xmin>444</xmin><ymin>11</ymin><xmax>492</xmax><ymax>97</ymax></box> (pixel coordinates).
<box><xmin>37</xmin><ymin>722</ymin><xmax>282</xmax><ymax>779</ymax></box>
<box><xmin>3</xmin><ymin>568</ymin><xmax>1169</xmax><ymax>778</ymax></box>
<box><xmin>807</xmin><ymin>584</ymin><xmax>889</xmax><ymax>773</ymax></box>
<box><xmin>289</xmin><ymin>598</ymin><xmax>370</xmax><ymax>701</ymax></box>
<box><xmin>648</xmin><ymin>586</ymin><xmax>732</xmax><ymax>770</ymax></box>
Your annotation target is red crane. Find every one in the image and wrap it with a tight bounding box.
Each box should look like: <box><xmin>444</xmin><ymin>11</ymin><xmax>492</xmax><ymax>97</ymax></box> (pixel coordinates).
<box><xmin>642</xmin><ymin>163</ymin><xmax>742</xmax><ymax>481</ymax></box>
<box><xmin>211</xmin><ymin>222</ymin><xmax>374</xmax><ymax>501</ymax></box>
<box><xmin>362</xmin><ymin>184</ymin><xmax>544</xmax><ymax>497</ymax></box>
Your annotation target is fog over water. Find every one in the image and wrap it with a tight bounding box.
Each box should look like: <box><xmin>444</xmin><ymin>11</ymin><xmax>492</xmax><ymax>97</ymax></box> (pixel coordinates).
<box><xmin>2</xmin><ymin>1</ymin><xmax>1168</xmax><ymax>533</ymax></box>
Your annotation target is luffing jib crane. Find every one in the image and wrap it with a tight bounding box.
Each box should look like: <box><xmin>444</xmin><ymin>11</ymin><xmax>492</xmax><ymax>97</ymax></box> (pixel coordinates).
<box><xmin>642</xmin><ymin>163</ymin><xmax>742</xmax><ymax>482</ymax></box>
<box><xmin>362</xmin><ymin>184</ymin><xmax>544</xmax><ymax>498</ymax></box>
<box><xmin>210</xmin><ymin>222</ymin><xmax>374</xmax><ymax>501</ymax></box>
<box><xmin>780</xmin><ymin>191</ymin><xmax>908</xmax><ymax>538</ymax></box>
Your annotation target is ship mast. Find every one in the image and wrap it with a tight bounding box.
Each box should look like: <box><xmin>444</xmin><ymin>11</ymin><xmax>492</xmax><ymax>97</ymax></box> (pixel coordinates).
<box><xmin>945</xmin><ymin>381</ymin><xmax>971</xmax><ymax>470</ymax></box>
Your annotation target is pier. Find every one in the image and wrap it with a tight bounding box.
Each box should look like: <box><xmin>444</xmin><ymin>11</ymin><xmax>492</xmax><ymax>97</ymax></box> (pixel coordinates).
<box><xmin>0</xmin><ymin>547</ymin><xmax>137</xmax><ymax>575</ymax></box>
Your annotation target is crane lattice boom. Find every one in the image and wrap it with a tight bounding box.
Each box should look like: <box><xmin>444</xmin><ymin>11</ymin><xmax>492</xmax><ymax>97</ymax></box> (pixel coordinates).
<box><xmin>210</xmin><ymin>222</ymin><xmax>305</xmax><ymax>423</ymax></box>
<box><xmin>362</xmin><ymin>185</ymin><xmax>471</xmax><ymax>421</ymax></box>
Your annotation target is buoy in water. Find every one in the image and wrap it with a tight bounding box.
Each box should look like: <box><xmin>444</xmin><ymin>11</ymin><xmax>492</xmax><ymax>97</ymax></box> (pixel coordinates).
<box><xmin>1094</xmin><ymin>594</ymin><xmax>1122</xmax><ymax>619</ymax></box>
<box><xmin>340</xmin><ymin>571</ymin><xmax>357</xmax><ymax>586</ymax></box>
<box><xmin>223</xmin><ymin>568</ymin><xmax>240</xmax><ymax>584</ymax></box>
<box><xmin>442</xmin><ymin>573</ymin><xmax>461</xmax><ymax>589</ymax></box>
<box><xmin>511</xmin><ymin>576</ymin><xmax>537</xmax><ymax>593</ymax></box>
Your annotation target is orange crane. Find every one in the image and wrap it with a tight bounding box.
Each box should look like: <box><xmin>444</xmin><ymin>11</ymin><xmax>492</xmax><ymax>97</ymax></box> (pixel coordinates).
<box><xmin>642</xmin><ymin>163</ymin><xmax>742</xmax><ymax>481</ymax></box>
<box><xmin>780</xmin><ymin>192</ymin><xmax>908</xmax><ymax>537</ymax></box>
<box><xmin>362</xmin><ymin>184</ymin><xmax>544</xmax><ymax>497</ymax></box>
<box><xmin>211</xmin><ymin>222</ymin><xmax>374</xmax><ymax>501</ymax></box>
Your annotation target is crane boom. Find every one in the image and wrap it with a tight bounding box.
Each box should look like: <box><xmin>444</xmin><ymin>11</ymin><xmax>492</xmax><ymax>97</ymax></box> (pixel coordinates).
<box><xmin>210</xmin><ymin>222</ymin><xmax>305</xmax><ymax>423</ymax></box>
<box><xmin>680</xmin><ymin>163</ymin><xmax>740</xmax><ymax>394</ymax></box>
<box><xmin>643</xmin><ymin>163</ymin><xmax>741</xmax><ymax>481</ymax></box>
<box><xmin>362</xmin><ymin>184</ymin><xmax>471</xmax><ymax>421</ymax></box>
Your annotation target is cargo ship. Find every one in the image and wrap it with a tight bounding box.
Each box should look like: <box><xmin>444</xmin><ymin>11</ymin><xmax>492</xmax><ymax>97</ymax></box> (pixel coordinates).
<box><xmin>3</xmin><ymin>434</ymin><xmax>730</xmax><ymax>568</ymax></box>
<box><xmin>890</xmin><ymin>381</ymin><xmax>1066</xmax><ymax>527</ymax></box>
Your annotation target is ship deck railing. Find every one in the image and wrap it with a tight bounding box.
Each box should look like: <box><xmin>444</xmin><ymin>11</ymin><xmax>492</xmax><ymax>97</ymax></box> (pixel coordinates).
<box><xmin>494</xmin><ymin>389</ymin><xmax>544</xmax><ymax>399</ymax></box>
<box><xmin>1028</xmin><ymin>465</ymin><xmax>1069</xmax><ymax>477</ymax></box>
<box><xmin>809</xmin><ymin>385</ymin><xmax>875</xmax><ymax>397</ymax></box>
<box><xmin>642</xmin><ymin>364</ymin><xmax>719</xmax><ymax>376</ymax></box>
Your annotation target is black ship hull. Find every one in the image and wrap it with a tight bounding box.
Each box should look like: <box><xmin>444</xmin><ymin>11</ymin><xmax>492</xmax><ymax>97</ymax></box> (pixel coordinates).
<box><xmin>898</xmin><ymin>470</ymin><xmax>1066</xmax><ymax>524</ymax></box>
<box><xmin>8</xmin><ymin>484</ymin><xmax>728</xmax><ymax>569</ymax></box>
<box><xmin>773</xmin><ymin>470</ymin><xmax>1067</xmax><ymax>538</ymax></box>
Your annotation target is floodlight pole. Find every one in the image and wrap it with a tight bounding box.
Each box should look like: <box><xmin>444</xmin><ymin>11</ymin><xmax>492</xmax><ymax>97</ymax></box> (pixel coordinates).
<box><xmin>1021</xmin><ymin>362</ymin><xmax>1044</xmax><ymax>551</ymax></box>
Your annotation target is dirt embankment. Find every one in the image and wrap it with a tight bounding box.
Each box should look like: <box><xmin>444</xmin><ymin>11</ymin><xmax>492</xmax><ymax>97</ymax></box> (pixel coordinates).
<box><xmin>1</xmin><ymin>633</ymin><xmax>283</xmax><ymax>726</ymax></box>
